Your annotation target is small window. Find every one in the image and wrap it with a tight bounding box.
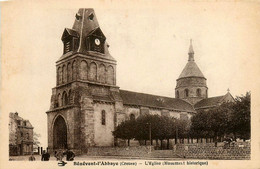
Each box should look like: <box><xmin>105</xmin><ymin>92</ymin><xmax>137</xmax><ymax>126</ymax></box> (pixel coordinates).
<box><xmin>185</xmin><ymin>89</ymin><xmax>189</xmax><ymax>98</ymax></box>
<box><xmin>64</xmin><ymin>41</ymin><xmax>71</xmax><ymax>54</ymax></box>
<box><xmin>130</xmin><ymin>114</ymin><xmax>135</xmax><ymax>121</ymax></box>
<box><xmin>101</xmin><ymin>110</ymin><xmax>106</xmax><ymax>125</ymax></box>
<box><xmin>62</xmin><ymin>92</ymin><xmax>68</xmax><ymax>106</ymax></box>
<box><xmin>196</xmin><ymin>89</ymin><xmax>201</xmax><ymax>97</ymax></box>
<box><xmin>176</xmin><ymin>90</ymin><xmax>179</xmax><ymax>98</ymax></box>
<box><xmin>89</xmin><ymin>13</ymin><xmax>94</xmax><ymax>20</ymax></box>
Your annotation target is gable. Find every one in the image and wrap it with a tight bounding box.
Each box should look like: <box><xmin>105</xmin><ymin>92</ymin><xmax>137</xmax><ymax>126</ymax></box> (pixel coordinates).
<box><xmin>61</xmin><ymin>28</ymin><xmax>79</xmax><ymax>41</ymax></box>
<box><xmin>195</xmin><ymin>92</ymin><xmax>235</xmax><ymax>110</ymax></box>
<box><xmin>194</xmin><ymin>96</ymin><xmax>225</xmax><ymax>109</ymax></box>
<box><xmin>87</xmin><ymin>27</ymin><xmax>106</xmax><ymax>40</ymax></box>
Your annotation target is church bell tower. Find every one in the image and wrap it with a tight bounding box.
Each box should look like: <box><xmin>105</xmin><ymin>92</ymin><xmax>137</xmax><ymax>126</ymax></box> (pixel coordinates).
<box><xmin>175</xmin><ymin>40</ymin><xmax>208</xmax><ymax>105</ymax></box>
<box><xmin>47</xmin><ymin>9</ymin><xmax>123</xmax><ymax>154</ymax></box>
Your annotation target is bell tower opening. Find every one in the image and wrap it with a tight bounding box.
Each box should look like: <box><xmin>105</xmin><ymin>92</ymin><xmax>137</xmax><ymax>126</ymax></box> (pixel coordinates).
<box><xmin>53</xmin><ymin>116</ymin><xmax>68</xmax><ymax>149</ymax></box>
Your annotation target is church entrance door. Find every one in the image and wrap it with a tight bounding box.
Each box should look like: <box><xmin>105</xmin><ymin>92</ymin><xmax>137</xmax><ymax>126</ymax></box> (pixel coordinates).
<box><xmin>53</xmin><ymin>116</ymin><xmax>67</xmax><ymax>149</ymax></box>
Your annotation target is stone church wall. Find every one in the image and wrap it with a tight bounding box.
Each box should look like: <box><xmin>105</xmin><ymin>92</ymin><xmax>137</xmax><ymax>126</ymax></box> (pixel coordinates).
<box><xmin>169</xmin><ymin>111</ymin><xmax>181</xmax><ymax>119</ymax></box>
<box><xmin>93</xmin><ymin>103</ymin><xmax>115</xmax><ymax>146</ymax></box>
<box><xmin>122</xmin><ymin>106</ymin><xmax>192</xmax><ymax>121</ymax></box>
<box><xmin>123</xmin><ymin>106</ymin><xmax>140</xmax><ymax>120</ymax></box>
<box><xmin>47</xmin><ymin>107</ymin><xmax>81</xmax><ymax>151</ymax></box>
<box><xmin>149</xmin><ymin>109</ymin><xmax>162</xmax><ymax>116</ymax></box>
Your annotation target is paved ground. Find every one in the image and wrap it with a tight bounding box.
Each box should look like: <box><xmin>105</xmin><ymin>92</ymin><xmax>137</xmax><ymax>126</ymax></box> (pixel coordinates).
<box><xmin>9</xmin><ymin>155</ymin><xmax>183</xmax><ymax>161</ymax></box>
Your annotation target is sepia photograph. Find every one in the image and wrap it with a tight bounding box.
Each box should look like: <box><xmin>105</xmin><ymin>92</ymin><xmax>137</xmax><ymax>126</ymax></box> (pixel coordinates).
<box><xmin>1</xmin><ymin>0</ymin><xmax>260</xmax><ymax>169</ymax></box>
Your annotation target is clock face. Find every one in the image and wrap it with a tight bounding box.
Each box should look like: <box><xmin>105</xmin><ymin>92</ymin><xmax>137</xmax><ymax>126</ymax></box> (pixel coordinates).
<box><xmin>95</xmin><ymin>38</ymin><xmax>100</xmax><ymax>45</ymax></box>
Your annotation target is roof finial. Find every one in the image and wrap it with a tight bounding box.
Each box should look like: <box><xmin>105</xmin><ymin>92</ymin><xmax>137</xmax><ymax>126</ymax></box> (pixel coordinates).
<box><xmin>188</xmin><ymin>39</ymin><xmax>194</xmax><ymax>61</ymax></box>
<box><xmin>227</xmin><ymin>88</ymin><xmax>230</xmax><ymax>93</ymax></box>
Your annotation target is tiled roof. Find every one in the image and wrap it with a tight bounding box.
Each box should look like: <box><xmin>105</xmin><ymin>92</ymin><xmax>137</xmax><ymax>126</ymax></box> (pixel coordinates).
<box><xmin>194</xmin><ymin>95</ymin><xmax>225</xmax><ymax>109</ymax></box>
<box><xmin>178</xmin><ymin>61</ymin><xmax>205</xmax><ymax>79</ymax></box>
<box><xmin>119</xmin><ymin>90</ymin><xmax>195</xmax><ymax>112</ymax></box>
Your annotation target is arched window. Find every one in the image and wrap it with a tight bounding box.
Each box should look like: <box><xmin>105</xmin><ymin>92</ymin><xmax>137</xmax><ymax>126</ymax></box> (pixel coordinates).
<box><xmin>62</xmin><ymin>92</ymin><xmax>68</xmax><ymax>106</ymax></box>
<box><xmin>176</xmin><ymin>90</ymin><xmax>179</xmax><ymax>98</ymax></box>
<box><xmin>89</xmin><ymin>62</ymin><xmax>97</xmax><ymax>81</ymax></box>
<box><xmin>57</xmin><ymin>93</ymin><xmax>62</xmax><ymax>107</ymax></box>
<box><xmin>99</xmin><ymin>64</ymin><xmax>106</xmax><ymax>83</ymax></box>
<box><xmin>79</xmin><ymin>60</ymin><xmax>88</xmax><ymax>80</ymax></box>
<box><xmin>196</xmin><ymin>89</ymin><xmax>201</xmax><ymax>97</ymax></box>
<box><xmin>57</xmin><ymin>67</ymin><xmax>61</xmax><ymax>85</ymax></box>
<box><xmin>101</xmin><ymin>110</ymin><xmax>106</xmax><ymax>125</ymax></box>
<box><xmin>206</xmin><ymin>89</ymin><xmax>208</xmax><ymax>98</ymax></box>
<box><xmin>184</xmin><ymin>89</ymin><xmax>189</xmax><ymax>98</ymax></box>
<box><xmin>130</xmin><ymin>114</ymin><xmax>135</xmax><ymax>121</ymax></box>
<box><xmin>72</xmin><ymin>60</ymin><xmax>77</xmax><ymax>80</ymax></box>
<box><xmin>68</xmin><ymin>90</ymin><xmax>71</xmax><ymax>105</ymax></box>
<box><xmin>67</xmin><ymin>63</ymin><xmax>72</xmax><ymax>82</ymax></box>
<box><xmin>62</xmin><ymin>65</ymin><xmax>67</xmax><ymax>83</ymax></box>
<box><xmin>107</xmin><ymin>66</ymin><xmax>114</xmax><ymax>85</ymax></box>
<box><xmin>58</xmin><ymin>67</ymin><xmax>62</xmax><ymax>85</ymax></box>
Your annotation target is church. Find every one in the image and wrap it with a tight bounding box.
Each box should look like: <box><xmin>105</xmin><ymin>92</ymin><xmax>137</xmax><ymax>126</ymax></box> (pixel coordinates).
<box><xmin>46</xmin><ymin>8</ymin><xmax>234</xmax><ymax>153</ymax></box>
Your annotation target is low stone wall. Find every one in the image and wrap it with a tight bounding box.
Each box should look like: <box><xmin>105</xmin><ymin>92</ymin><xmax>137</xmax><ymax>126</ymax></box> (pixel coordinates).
<box><xmin>174</xmin><ymin>142</ymin><xmax>250</xmax><ymax>160</ymax></box>
<box><xmin>87</xmin><ymin>146</ymin><xmax>153</xmax><ymax>157</ymax></box>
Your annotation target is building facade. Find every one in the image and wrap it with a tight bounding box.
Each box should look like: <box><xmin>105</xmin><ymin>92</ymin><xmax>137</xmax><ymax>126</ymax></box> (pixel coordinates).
<box><xmin>46</xmin><ymin>8</ymin><xmax>234</xmax><ymax>153</ymax></box>
<box><xmin>9</xmin><ymin>112</ymin><xmax>34</xmax><ymax>156</ymax></box>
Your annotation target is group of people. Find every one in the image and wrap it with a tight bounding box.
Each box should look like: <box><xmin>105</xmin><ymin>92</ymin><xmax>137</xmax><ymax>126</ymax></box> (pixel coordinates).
<box><xmin>223</xmin><ymin>137</ymin><xmax>235</xmax><ymax>148</ymax></box>
<box><xmin>54</xmin><ymin>149</ymin><xmax>75</xmax><ymax>161</ymax></box>
<box><xmin>28</xmin><ymin>149</ymin><xmax>75</xmax><ymax>161</ymax></box>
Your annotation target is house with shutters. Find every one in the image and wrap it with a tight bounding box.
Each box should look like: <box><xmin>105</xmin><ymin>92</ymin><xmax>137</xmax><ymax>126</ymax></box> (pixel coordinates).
<box><xmin>9</xmin><ymin>112</ymin><xmax>34</xmax><ymax>156</ymax></box>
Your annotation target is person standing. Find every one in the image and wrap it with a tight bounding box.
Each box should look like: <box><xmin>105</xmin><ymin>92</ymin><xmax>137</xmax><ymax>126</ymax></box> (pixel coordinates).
<box><xmin>63</xmin><ymin>149</ymin><xmax>75</xmax><ymax>161</ymax></box>
<box><xmin>29</xmin><ymin>153</ymin><xmax>36</xmax><ymax>161</ymax></box>
<box><xmin>55</xmin><ymin>150</ymin><xmax>64</xmax><ymax>161</ymax></box>
<box><xmin>41</xmin><ymin>150</ymin><xmax>50</xmax><ymax>161</ymax></box>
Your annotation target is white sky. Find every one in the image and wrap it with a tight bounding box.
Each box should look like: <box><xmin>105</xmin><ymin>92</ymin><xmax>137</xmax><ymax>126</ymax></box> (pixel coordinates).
<box><xmin>1</xmin><ymin>1</ymin><xmax>260</xmax><ymax>149</ymax></box>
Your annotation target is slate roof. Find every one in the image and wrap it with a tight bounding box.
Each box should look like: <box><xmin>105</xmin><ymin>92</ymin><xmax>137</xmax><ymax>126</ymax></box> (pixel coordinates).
<box><xmin>119</xmin><ymin>90</ymin><xmax>195</xmax><ymax>112</ymax></box>
<box><xmin>57</xmin><ymin>8</ymin><xmax>115</xmax><ymax>62</ymax></box>
<box><xmin>92</xmin><ymin>95</ymin><xmax>113</xmax><ymax>103</ymax></box>
<box><xmin>178</xmin><ymin>61</ymin><xmax>205</xmax><ymax>79</ymax></box>
<box><xmin>64</xmin><ymin>28</ymin><xmax>79</xmax><ymax>38</ymax></box>
<box><xmin>194</xmin><ymin>95</ymin><xmax>225</xmax><ymax>109</ymax></box>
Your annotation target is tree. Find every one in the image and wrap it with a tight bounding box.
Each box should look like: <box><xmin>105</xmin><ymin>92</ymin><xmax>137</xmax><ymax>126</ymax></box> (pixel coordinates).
<box><xmin>229</xmin><ymin>92</ymin><xmax>251</xmax><ymax>140</ymax></box>
<box><xmin>113</xmin><ymin>114</ymin><xmax>178</xmax><ymax>149</ymax></box>
<box><xmin>33</xmin><ymin>132</ymin><xmax>41</xmax><ymax>151</ymax></box>
<box><xmin>190</xmin><ymin>92</ymin><xmax>251</xmax><ymax>142</ymax></box>
<box><xmin>190</xmin><ymin>103</ymin><xmax>232</xmax><ymax>142</ymax></box>
<box><xmin>113</xmin><ymin>119</ymin><xmax>136</xmax><ymax>146</ymax></box>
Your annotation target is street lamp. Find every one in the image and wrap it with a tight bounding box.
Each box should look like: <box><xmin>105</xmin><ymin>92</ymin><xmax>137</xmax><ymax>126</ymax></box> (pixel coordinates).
<box><xmin>146</xmin><ymin>122</ymin><xmax>152</xmax><ymax>145</ymax></box>
<box><xmin>175</xmin><ymin>119</ymin><xmax>178</xmax><ymax>144</ymax></box>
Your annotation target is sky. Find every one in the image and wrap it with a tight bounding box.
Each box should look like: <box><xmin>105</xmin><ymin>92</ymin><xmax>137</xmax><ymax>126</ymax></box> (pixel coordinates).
<box><xmin>1</xmin><ymin>0</ymin><xmax>260</xmax><ymax>149</ymax></box>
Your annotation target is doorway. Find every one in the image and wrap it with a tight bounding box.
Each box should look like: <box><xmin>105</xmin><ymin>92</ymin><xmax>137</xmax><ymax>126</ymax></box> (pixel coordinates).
<box><xmin>53</xmin><ymin>116</ymin><xmax>67</xmax><ymax>149</ymax></box>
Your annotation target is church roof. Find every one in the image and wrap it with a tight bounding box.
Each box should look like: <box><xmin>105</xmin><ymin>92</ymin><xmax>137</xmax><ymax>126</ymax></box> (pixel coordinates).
<box><xmin>178</xmin><ymin>61</ymin><xmax>205</xmax><ymax>79</ymax></box>
<box><xmin>194</xmin><ymin>95</ymin><xmax>225</xmax><ymax>109</ymax></box>
<box><xmin>194</xmin><ymin>92</ymin><xmax>235</xmax><ymax>109</ymax></box>
<box><xmin>119</xmin><ymin>90</ymin><xmax>195</xmax><ymax>112</ymax></box>
<box><xmin>63</xmin><ymin>28</ymin><xmax>79</xmax><ymax>39</ymax></box>
<box><xmin>178</xmin><ymin>40</ymin><xmax>205</xmax><ymax>79</ymax></box>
